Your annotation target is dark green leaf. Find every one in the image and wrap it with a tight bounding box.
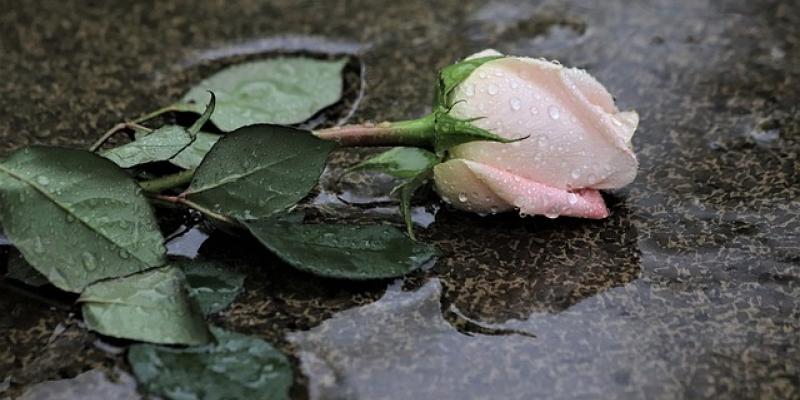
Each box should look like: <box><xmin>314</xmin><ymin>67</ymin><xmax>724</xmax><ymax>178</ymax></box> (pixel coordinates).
<box><xmin>169</xmin><ymin>131</ymin><xmax>221</xmax><ymax>170</ymax></box>
<box><xmin>435</xmin><ymin>55</ymin><xmax>503</xmax><ymax>108</ymax></box>
<box><xmin>101</xmin><ymin>125</ymin><xmax>192</xmax><ymax>168</ymax></box>
<box><xmin>245</xmin><ymin>221</ymin><xmax>438</xmax><ymax>279</ymax></box>
<box><xmin>0</xmin><ymin>147</ymin><xmax>166</xmax><ymax>292</ymax></box>
<box><xmin>128</xmin><ymin>326</ymin><xmax>292</xmax><ymax>400</ymax></box>
<box><xmin>180</xmin><ymin>58</ymin><xmax>347</xmax><ymax>131</ymax></box>
<box><xmin>5</xmin><ymin>251</ymin><xmax>49</xmax><ymax>287</ymax></box>
<box><xmin>79</xmin><ymin>266</ymin><xmax>211</xmax><ymax>345</ymax></box>
<box><xmin>184</xmin><ymin>125</ymin><xmax>336</xmax><ymax>220</ymax></box>
<box><xmin>433</xmin><ymin>111</ymin><xmax>527</xmax><ymax>156</ymax></box>
<box><xmin>101</xmin><ymin>96</ymin><xmax>215</xmax><ymax>168</ymax></box>
<box><xmin>348</xmin><ymin>147</ymin><xmax>438</xmax><ymax>179</ymax></box>
<box><xmin>177</xmin><ymin>260</ymin><xmax>245</xmax><ymax>315</ymax></box>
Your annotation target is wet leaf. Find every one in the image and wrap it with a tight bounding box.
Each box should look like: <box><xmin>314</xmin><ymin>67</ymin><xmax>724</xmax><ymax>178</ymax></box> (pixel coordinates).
<box><xmin>0</xmin><ymin>147</ymin><xmax>166</xmax><ymax>292</ymax></box>
<box><xmin>101</xmin><ymin>96</ymin><xmax>215</xmax><ymax>168</ymax></box>
<box><xmin>348</xmin><ymin>147</ymin><xmax>439</xmax><ymax>179</ymax></box>
<box><xmin>101</xmin><ymin>125</ymin><xmax>192</xmax><ymax>168</ymax></box>
<box><xmin>79</xmin><ymin>266</ymin><xmax>211</xmax><ymax>345</ymax></box>
<box><xmin>128</xmin><ymin>326</ymin><xmax>292</xmax><ymax>400</ymax></box>
<box><xmin>169</xmin><ymin>131</ymin><xmax>221</xmax><ymax>170</ymax></box>
<box><xmin>177</xmin><ymin>260</ymin><xmax>245</xmax><ymax>315</ymax></box>
<box><xmin>245</xmin><ymin>221</ymin><xmax>439</xmax><ymax>279</ymax></box>
<box><xmin>184</xmin><ymin>124</ymin><xmax>336</xmax><ymax>220</ymax></box>
<box><xmin>181</xmin><ymin>58</ymin><xmax>347</xmax><ymax>131</ymax></box>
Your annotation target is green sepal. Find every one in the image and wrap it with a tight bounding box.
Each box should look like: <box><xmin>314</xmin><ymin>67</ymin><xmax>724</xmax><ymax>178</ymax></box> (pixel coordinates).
<box><xmin>433</xmin><ymin>111</ymin><xmax>527</xmax><ymax>156</ymax></box>
<box><xmin>434</xmin><ymin>55</ymin><xmax>503</xmax><ymax>108</ymax></box>
<box><xmin>347</xmin><ymin>147</ymin><xmax>439</xmax><ymax>179</ymax></box>
<box><xmin>395</xmin><ymin>168</ymin><xmax>433</xmax><ymax>241</ymax></box>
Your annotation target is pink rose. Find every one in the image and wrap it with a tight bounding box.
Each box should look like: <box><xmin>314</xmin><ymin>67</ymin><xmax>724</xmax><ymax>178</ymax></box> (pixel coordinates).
<box><xmin>315</xmin><ymin>49</ymin><xmax>639</xmax><ymax>223</ymax></box>
<box><xmin>433</xmin><ymin>49</ymin><xmax>638</xmax><ymax>218</ymax></box>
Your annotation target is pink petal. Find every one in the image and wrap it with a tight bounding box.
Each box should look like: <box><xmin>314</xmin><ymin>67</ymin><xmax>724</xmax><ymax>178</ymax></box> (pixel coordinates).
<box><xmin>448</xmin><ymin>56</ymin><xmax>638</xmax><ymax>191</ymax></box>
<box><xmin>434</xmin><ymin>159</ymin><xmax>609</xmax><ymax>219</ymax></box>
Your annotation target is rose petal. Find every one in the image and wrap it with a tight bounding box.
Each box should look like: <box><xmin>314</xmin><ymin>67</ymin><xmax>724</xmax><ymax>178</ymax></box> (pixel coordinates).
<box><xmin>434</xmin><ymin>159</ymin><xmax>609</xmax><ymax>219</ymax></box>
<box><xmin>433</xmin><ymin>158</ymin><xmax>512</xmax><ymax>213</ymax></box>
<box><xmin>448</xmin><ymin>55</ymin><xmax>638</xmax><ymax>190</ymax></box>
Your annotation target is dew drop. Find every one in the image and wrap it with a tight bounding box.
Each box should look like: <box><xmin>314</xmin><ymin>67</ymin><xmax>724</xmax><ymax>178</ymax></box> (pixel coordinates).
<box><xmin>478</xmin><ymin>71</ymin><xmax>487</xmax><ymax>79</ymax></box>
<box><xmin>458</xmin><ymin>192</ymin><xmax>468</xmax><ymax>202</ymax></box>
<box><xmin>510</xmin><ymin>81</ymin><xmax>519</xmax><ymax>89</ymax></box>
<box><xmin>36</xmin><ymin>176</ymin><xmax>50</xmax><ymax>185</ymax></box>
<box><xmin>529</xmin><ymin>106</ymin><xmax>538</xmax><ymax>115</ymax></box>
<box><xmin>82</xmin><ymin>252</ymin><xmax>98</xmax><ymax>271</ymax></box>
<box><xmin>544</xmin><ymin>213</ymin><xmax>559</xmax><ymax>219</ymax></box>
<box><xmin>548</xmin><ymin>105</ymin><xmax>560</xmax><ymax>120</ymax></box>
<box><xmin>464</xmin><ymin>84</ymin><xmax>475</xmax><ymax>97</ymax></box>
<box><xmin>487</xmin><ymin>84</ymin><xmax>499</xmax><ymax>95</ymax></box>
<box><xmin>509</xmin><ymin>97</ymin><xmax>521</xmax><ymax>111</ymax></box>
<box><xmin>568</xmin><ymin>193</ymin><xmax>579</xmax><ymax>205</ymax></box>
<box><xmin>570</xmin><ymin>170</ymin><xmax>581</xmax><ymax>180</ymax></box>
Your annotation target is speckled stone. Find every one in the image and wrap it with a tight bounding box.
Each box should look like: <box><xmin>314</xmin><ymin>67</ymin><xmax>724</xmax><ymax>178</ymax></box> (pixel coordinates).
<box><xmin>0</xmin><ymin>0</ymin><xmax>798</xmax><ymax>399</ymax></box>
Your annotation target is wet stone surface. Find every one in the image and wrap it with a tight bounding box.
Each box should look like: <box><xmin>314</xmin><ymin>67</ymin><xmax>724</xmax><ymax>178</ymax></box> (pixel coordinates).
<box><xmin>1</xmin><ymin>0</ymin><xmax>799</xmax><ymax>399</ymax></box>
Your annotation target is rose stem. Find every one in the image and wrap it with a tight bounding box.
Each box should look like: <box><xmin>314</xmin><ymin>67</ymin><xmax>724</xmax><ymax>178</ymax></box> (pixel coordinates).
<box><xmin>313</xmin><ymin>114</ymin><xmax>435</xmax><ymax>147</ymax></box>
<box><xmin>88</xmin><ymin>103</ymin><xmax>192</xmax><ymax>151</ymax></box>
<box><xmin>151</xmin><ymin>194</ymin><xmax>238</xmax><ymax>226</ymax></box>
<box><xmin>138</xmin><ymin>168</ymin><xmax>196</xmax><ymax>193</ymax></box>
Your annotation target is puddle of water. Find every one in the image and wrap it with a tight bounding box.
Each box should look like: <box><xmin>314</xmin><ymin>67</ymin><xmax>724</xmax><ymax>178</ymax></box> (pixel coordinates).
<box><xmin>165</xmin><ymin>225</ymin><xmax>210</xmax><ymax>259</ymax></box>
<box><xmin>16</xmin><ymin>369</ymin><xmax>140</xmax><ymax>400</ymax></box>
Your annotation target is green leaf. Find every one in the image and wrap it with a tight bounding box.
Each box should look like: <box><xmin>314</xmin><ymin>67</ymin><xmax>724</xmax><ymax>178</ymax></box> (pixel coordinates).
<box><xmin>128</xmin><ymin>326</ymin><xmax>292</xmax><ymax>400</ymax></box>
<box><xmin>177</xmin><ymin>260</ymin><xmax>245</xmax><ymax>315</ymax></box>
<box><xmin>180</xmin><ymin>58</ymin><xmax>347</xmax><ymax>131</ymax></box>
<box><xmin>433</xmin><ymin>111</ymin><xmax>527</xmax><ymax>156</ymax></box>
<box><xmin>348</xmin><ymin>147</ymin><xmax>439</xmax><ymax>179</ymax></box>
<box><xmin>169</xmin><ymin>131</ymin><xmax>221</xmax><ymax>170</ymax></box>
<box><xmin>101</xmin><ymin>96</ymin><xmax>215</xmax><ymax>168</ymax></box>
<box><xmin>184</xmin><ymin>124</ymin><xmax>336</xmax><ymax>221</ymax></box>
<box><xmin>101</xmin><ymin>125</ymin><xmax>192</xmax><ymax>168</ymax></box>
<box><xmin>0</xmin><ymin>147</ymin><xmax>166</xmax><ymax>292</ymax></box>
<box><xmin>435</xmin><ymin>55</ymin><xmax>503</xmax><ymax>108</ymax></box>
<box><xmin>79</xmin><ymin>266</ymin><xmax>211</xmax><ymax>345</ymax></box>
<box><xmin>245</xmin><ymin>221</ymin><xmax>439</xmax><ymax>279</ymax></box>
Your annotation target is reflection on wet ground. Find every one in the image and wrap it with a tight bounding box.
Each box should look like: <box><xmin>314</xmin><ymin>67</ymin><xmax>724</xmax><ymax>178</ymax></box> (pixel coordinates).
<box><xmin>1</xmin><ymin>0</ymin><xmax>799</xmax><ymax>398</ymax></box>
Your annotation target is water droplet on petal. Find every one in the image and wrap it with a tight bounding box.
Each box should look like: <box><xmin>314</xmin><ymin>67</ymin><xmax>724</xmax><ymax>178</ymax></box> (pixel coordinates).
<box><xmin>36</xmin><ymin>176</ymin><xmax>50</xmax><ymax>185</ymax></box>
<box><xmin>510</xmin><ymin>98</ymin><xmax>521</xmax><ymax>111</ymax></box>
<box><xmin>570</xmin><ymin>170</ymin><xmax>581</xmax><ymax>180</ymax></box>
<box><xmin>548</xmin><ymin>105</ymin><xmax>560</xmax><ymax>120</ymax></box>
<box><xmin>458</xmin><ymin>192</ymin><xmax>468</xmax><ymax>202</ymax></box>
<box><xmin>465</xmin><ymin>84</ymin><xmax>475</xmax><ymax>97</ymax></box>
<box><xmin>529</xmin><ymin>106</ymin><xmax>538</xmax><ymax>115</ymax></box>
<box><xmin>487</xmin><ymin>84</ymin><xmax>499</xmax><ymax>95</ymax></box>
<box><xmin>568</xmin><ymin>193</ymin><xmax>579</xmax><ymax>205</ymax></box>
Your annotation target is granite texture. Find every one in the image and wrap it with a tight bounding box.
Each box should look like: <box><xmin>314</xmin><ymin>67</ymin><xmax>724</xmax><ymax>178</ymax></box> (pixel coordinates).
<box><xmin>1</xmin><ymin>0</ymin><xmax>798</xmax><ymax>399</ymax></box>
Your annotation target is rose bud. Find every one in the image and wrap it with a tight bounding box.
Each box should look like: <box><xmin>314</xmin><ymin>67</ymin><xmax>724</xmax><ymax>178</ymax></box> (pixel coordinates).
<box><xmin>315</xmin><ymin>49</ymin><xmax>638</xmax><ymax>233</ymax></box>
